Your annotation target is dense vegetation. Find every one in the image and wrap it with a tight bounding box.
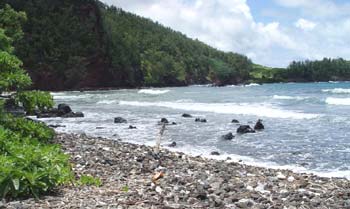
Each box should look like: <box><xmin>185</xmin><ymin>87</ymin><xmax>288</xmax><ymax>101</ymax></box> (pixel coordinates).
<box><xmin>0</xmin><ymin>5</ymin><xmax>73</xmax><ymax>199</ymax></box>
<box><xmin>277</xmin><ymin>58</ymin><xmax>350</xmax><ymax>82</ymax></box>
<box><xmin>2</xmin><ymin>0</ymin><xmax>252</xmax><ymax>90</ymax></box>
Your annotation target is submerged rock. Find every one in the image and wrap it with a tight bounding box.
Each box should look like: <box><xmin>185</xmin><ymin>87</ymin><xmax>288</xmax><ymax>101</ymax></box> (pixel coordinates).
<box><xmin>182</xmin><ymin>113</ymin><xmax>192</xmax><ymax>118</ymax></box>
<box><xmin>237</xmin><ymin>125</ymin><xmax>255</xmax><ymax>134</ymax></box>
<box><xmin>195</xmin><ymin>118</ymin><xmax>207</xmax><ymax>123</ymax></box>
<box><xmin>231</xmin><ymin>119</ymin><xmax>240</xmax><ymax>123</ymax></box>
<box><xmin>254</xmin><ymin>119</ymin><xmax>264</xmax><ymax>130</ymax></box>
<box><xmin>128</xmin><ymin>125</ymin><xmax>137</xmax><ymax>129</ymax></box>
<box><xmin>211</xmin><ymin>151</ymin><xmax>220</xmax><ymax>156</ymax></box>
<box><xmin>114</xmin><ymin>117</ymin><xmax>127</xmax><ymax>123</ymax></box>
<box><xmin>222</xmin><ymin>132</ymin><xmax>234</xmax><ymax>140</ymax></box>
<box><xmin>168</xmin><ymin>142</ymin><xmax>177</xmax><ymax>147</ymax></box>
<box><xmin>62</xmin><ymin>112</ymin><xmax>84</xmax><ymax>118</ymax></box>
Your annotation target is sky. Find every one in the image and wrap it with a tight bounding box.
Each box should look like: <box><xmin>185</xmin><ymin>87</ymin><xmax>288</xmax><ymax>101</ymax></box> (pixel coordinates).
<box><xmin>100</xmin><ymin>0</ymin><xmax>350</xmax><ymax>67</ymax></box>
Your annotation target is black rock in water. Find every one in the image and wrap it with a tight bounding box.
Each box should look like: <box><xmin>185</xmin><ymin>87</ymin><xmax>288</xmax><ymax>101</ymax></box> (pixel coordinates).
<box><xmin>3</xmin><ymin>99</ymin><xmax>25</xmax><ymax>116</ymax></box>
<box><xmin>222</xmin><ymin>132</ymin><xmax>234</xmax><ymax>140</ymax></box>
<box><xmin>211</xmin><ymin>151</ymin><xmax>220</xmax><ymax>156</ymax></box>
<box><xmin>237</xmin><ymin>125</ymin><xmax>255</xmax><ymax>134</ymax></box>
<box><xmin>114</xmin><ymin>117</ymin><xmax>127</xmax><ymax>123</ymax></box>
<box><xmin>231</xmin><ymin>119</ymin><xmax>239</xmax><ymax>123</ymax></box>
<box><xmin>62</xmin><ymin>112</ymin><xmax>84</xmax><ymax>118</ymax></box>
<box><xmin>128</xmin><ymin>125</ymin><xmax>137</xmax><ymax>129</ymax></box>
<box><xmin>168</xmin><ymin>142</ymin><xmax>177</xmax><ymax>147</ymax></box>
<box><xmin>182</xmin><ymin>113</ymin><xmax>192</xmax><ymax>118</ymax></box>
<box><xmin>58</xmin><ymin>103</ymin><xmax>72</xmax><ymax>115</ymax></box>
<box><xmin>160</xmin><ymin>118</ymin><xmax>169</xmax><ymax>124</ymax></box>
<box><xmin>195</xmin><ymin>118</ymin><xmax>207</xmax><ymax>123</ymax></box>
<box><xmin>254</xmin><ymin>119</ymin><xmax>264</xmax><ymax>130</ymax></box>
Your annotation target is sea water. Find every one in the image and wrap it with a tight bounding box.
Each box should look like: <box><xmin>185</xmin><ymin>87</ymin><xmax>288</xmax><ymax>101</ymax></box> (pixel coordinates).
<box><xmin>40</xmin><ymin>82</ymin><xmax>350</xmax><ymax>178</ymax></box>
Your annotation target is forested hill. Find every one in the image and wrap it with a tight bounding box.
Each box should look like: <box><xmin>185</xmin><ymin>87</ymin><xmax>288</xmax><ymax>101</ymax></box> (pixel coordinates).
<box><xmin>1</xmin><ymin>0</ymin><xmax>253</xmax><ymax>90</ymax></box>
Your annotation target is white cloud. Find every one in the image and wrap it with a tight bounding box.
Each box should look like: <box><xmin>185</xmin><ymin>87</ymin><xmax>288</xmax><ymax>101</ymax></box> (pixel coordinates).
<box><xmin>100</xmin><ymin>0</ymin><xmax>350</xmax><ymax>67</ymax></box>
<box><xmin>295</xmin><ymin>18</ymin><xmax>316</xmax><ymax>31</ymax></box>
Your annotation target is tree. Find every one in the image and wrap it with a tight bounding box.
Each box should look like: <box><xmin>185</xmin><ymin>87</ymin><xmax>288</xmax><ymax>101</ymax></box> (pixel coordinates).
<box><xmin>0</xmin><ymin>4</ymin><xmax>53</xmax><ymax>115</ymax></box>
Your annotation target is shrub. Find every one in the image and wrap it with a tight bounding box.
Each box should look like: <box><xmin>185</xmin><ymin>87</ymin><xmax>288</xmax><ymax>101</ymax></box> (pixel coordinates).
<box><xmin>0</xmin><ymin>127</ymin><xmax>73</xmax><ymax>199</ymax></box>
<box><xmin>0</xmin><ymin>114</ymin><xmax>54</xmax><ymax>142</ymax></box>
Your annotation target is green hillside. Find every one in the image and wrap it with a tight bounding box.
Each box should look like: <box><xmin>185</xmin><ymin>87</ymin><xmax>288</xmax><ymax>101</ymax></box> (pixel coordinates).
<box><xmin>1</xmin><ymin>0</ymin><xmax>253</xmax><ymax>90</ymax></box>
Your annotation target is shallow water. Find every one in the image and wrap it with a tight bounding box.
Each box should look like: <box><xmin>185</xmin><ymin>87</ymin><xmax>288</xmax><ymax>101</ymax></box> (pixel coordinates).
<box><xmin>40</xmin><ymin>82</ymin><xmax>350</xmax><ymax>178</ymax></box>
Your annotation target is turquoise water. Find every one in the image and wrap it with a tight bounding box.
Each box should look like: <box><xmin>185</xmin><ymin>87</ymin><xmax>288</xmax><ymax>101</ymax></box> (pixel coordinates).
<box><xmin>42</xmin><ymin>82</ymin><xmax>350</xmax><ymax>178</ymax></box>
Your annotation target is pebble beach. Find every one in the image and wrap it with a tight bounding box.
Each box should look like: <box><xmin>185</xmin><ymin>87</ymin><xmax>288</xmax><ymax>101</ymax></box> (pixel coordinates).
<box><xmin>4</xmin><ymin>133</ymin><xmax>350</xmax><ymax>209</ymax></box>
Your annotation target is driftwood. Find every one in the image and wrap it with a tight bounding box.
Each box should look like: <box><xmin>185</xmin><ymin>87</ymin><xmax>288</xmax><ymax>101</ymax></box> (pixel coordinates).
<box><xmin>154</xmin><ymin>123</ymin><xmax>166</xmax><ymax>154</ymax></box>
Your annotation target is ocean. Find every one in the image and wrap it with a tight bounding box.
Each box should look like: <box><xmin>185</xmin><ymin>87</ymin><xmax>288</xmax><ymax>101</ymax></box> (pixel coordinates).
<box><xmin>40</xmin><ymin>82</ymin><xmax>350</xmax><ymax>178</ymax></box>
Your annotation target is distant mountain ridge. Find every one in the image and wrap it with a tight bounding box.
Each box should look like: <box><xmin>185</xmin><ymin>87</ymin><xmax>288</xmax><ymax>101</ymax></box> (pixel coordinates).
<box><xmin>2</xmin><ymin>0</ymin><xmax>253</xmax><ymax>90</ymax></box>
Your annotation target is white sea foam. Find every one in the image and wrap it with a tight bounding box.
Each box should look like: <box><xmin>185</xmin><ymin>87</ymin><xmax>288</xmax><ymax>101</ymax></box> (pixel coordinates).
<box><xmin>138</xmin><ymin>89</ymin><xmax>170</xmax><ymax>95</ymax></box>
<box><xmin>119</xmin><ymin>101</ymin><xmax>319</xmax><ymax>119</ymax></box>
<box><xmin>96</xmin><ymin>100</ymin><xmax>118</xmax><ymax>104</ymax></box>
<box><xmin>244</xmin><ymin>83</ymin><xmax>260</xmax><ymax>87</ymax></box>
<box><xmin>322</xmin><ymin>88</ymin><xmax>350</xmax><ymax>94</ymax></box>
<box><xmin>273</xmin><ymin>95</ymin><xmax>306</xmax><ymax>100</ymax></box>
<box><xmin>325</xmin><ymin>97</ymin><xmax>350</xmax><ymax>105</ymax></box>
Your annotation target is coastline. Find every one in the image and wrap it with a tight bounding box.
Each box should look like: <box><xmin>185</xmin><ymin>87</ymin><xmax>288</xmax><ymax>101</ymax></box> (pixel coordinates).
<box><xmin>5</xmin><ymin>133</ymin><xmax>350</xmax><ymax>209</ymax></box>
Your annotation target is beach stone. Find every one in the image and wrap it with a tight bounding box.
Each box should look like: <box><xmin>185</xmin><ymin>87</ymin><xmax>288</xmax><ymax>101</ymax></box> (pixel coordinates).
<box><xmin>231</xmin><ymin>119</ymin><xmax>240</xmax><ymax>123</ymax></box>
<box><xmin>237</xmin><ymin>125</ymin><xmax>255</xmax><ymax>134</ymax></box>
<box><xmin>222</xmin><ymin>132</ymin><xmax>234</xmax><ymax>140</ymax></box>
<box><xmin>114</xmin><ymin>117</ymin><xmax>127</xmax><ymax>123</ymax></box>
<box><xmin>254</xmin><ymin>119</ymin><xmax>264</xmax><ymax>130</ymax></box>
<box><xmin>182</xmin><ymin>113</ymin><xmax>192</xmax><ymax>118</ymax></box>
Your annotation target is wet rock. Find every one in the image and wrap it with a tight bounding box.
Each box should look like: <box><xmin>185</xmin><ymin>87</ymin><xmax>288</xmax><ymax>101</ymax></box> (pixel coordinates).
<box><xmin>128</xmin><ymin>125</ymin><xmax>137</xmax><ymax>129</ymax></box>
<box><xmin>237</xmin><ymin>125</ymin><xmax>255</xmax><ymax>134</ymax></box>
<box><xmin>62</xmin><ymin>112</ymin><xmax>84</xmax><ymax>118</ymax></box>
<box><xmin>172</xmin><ymin>122</ymin><xmax>177</xmax><ymax>125</ymax></box>
<box><xmin>195</xmin><ymin>118</ymin><xmax>207</xmax><ymax>123</ymax></box>
<box><xmin>182</xmin><ymin>113</ymin><xmax>192</xmax><ymax>118</ymax></box>
<box><xmin>3</xmin><ymin>98</ymin><xmax>25</xmax><ymax>116</ymax></box>
<box><xmin>160</xmin><ymin>118</ymin><xmax>169</xmax><ymax>124</ymax></box>
<box><xmin>58</xmin><ymin>103</ymin><xmax>72</xmax><ymax>115</ymax></box>
<box><xmin>222</xmin><ymin>132</ymin><xmax>234</xmax><ymax>140</ymax></box>
<box><xmin>114</xmin><ymin>117</ymin><xmax>127</xmax><ymax>123</ymax></box>
<box><xmin>48</xmin><ymin>124</ymin><xmax>66</xmax><ymax>128</ymax></box>
<box><xmin>254</xmin><ymin>119</ymin><xmax>264</xmax><ymax>130</ymax></box>
<box><xmin>168</xmin><ymin>142</ymin><xmax>177</xmax><ymax>147</ymax></box>
<box><xmin>231</xmin><ymin>119</ymin><xmax>240</xmax><ymax>123</ymax></box>
<box><xmin>211</xmin><ymin>151</ymin><xmax>220</xmax><ymax>156</ymax></box>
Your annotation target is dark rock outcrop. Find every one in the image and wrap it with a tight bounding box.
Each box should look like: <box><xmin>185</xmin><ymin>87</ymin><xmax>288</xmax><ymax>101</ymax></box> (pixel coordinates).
<box><xmin>114</xmin><ymin>117</ymin><xmax>127</xmax><ymax>123</ymax></box>
<box><xmin>195</xmin><ymin>118</ymin><xmax>207</xmax><ymax>123</ymax></box>
<box><xmin>160</xmin><ymin>118</ymin><xmax>169</xmax><ymax>124</ymax></box>
<box><xmin>222</xmin><ymin>132</ymin><xmax>234</xmax><ymax>140</ymax></box>
<box><xmin>182</xmin><ymin>113</ymin><xmax>192</xmax><ymax>118</ymax></box>
<box><xmin>3</xmin><ymin>99</ymin><xmax>25</xmax><ymax>116</ymax></box>
<box><xmin>231</xmin><ymin>119</ymin><xmax>239</xmax><ymax>123</ymax></box>
<box><xmin>128</xmin><ymin>125</ymin><xmax>137</xmax><ymax>129</ymax></box>
<box><xmin>36</xmin><ymin>104</ymin><xmax>84</xmax><ymax>118</ymax></box>
<box><xmin>254</xmin><ymin>119</ymin><xmax>264</xmax><ymax>130</ymax></box>
<box><xmin>58</xmin><ymin>103</ymin><xmax>72</xmax><ymax>115</ymax></box>
<box><xmin>237</xmin><ymin>125</ymin><xmax>255</xmax><ymax>134</ymax></box>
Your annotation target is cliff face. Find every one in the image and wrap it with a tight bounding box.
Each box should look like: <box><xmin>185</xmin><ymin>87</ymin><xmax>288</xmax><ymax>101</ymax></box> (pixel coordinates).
<box><xmin>2</xmin><ymin>0</ymin><xmax>114</xmax><ymax>90</ymax></box>
<box><xmin>2</xmin><ymin>0</ymin><xmax>253</xmax><ymax>90</ymax></box>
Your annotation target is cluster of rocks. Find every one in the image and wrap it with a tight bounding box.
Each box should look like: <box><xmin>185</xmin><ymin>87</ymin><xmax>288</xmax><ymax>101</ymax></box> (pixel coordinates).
<box><xmin>5</xmin><ymin>133</ymin><xmax>350</xmax><ymax>209</ymax></box>
<box><xmin>36</xmin><ymin>104</ymin><xmax>84</xmax><ymax>118</ymax></box>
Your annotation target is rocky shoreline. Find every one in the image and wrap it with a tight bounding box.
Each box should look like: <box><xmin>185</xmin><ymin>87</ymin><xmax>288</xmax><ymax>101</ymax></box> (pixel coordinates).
<box><xmin>4</xmin><ymin>133</ymin><xmax>350</xmax><ymax>209</ymax></box>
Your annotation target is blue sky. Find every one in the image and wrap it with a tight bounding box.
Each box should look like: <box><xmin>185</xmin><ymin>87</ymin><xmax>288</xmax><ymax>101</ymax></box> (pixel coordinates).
<box><xmin>101</xmin><ymin>0</ymin><xmax>350</xmax><ymax>67</ymax></box>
